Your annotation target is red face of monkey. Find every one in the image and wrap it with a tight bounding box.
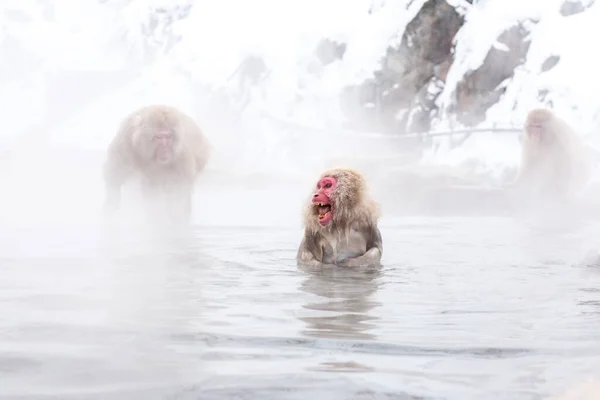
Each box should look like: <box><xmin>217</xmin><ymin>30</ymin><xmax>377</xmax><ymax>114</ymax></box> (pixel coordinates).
<box><xmin>525</xmin><ymin>109</ymin><xmax>554</xmax><ymax>146</ymax></box>
<box><xmin>153</xmin><ymin>130</ymin><xmax>175</xmax><ymax>164</ymax></box>
<box><xmin>526</xmin><ymin>121</ymin><xmax>544</xmax><ymax>145</ymax></box>
<box><xmin>312</xmin><ymin>176</ymin><xmax>337</xmax><ymax>226</ymax></box>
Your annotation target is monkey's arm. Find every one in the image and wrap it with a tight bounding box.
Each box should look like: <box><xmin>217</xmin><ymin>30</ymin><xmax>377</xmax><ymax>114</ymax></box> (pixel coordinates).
<box><xmin>103</xmin><ymin>130</ymin><xmax>135</xmax><ymax>213</ymax></box>
<box><xmin>509</xmin><ymin>143</ymin><xmax>542</xmax><ymax>193</ymax></box>
<box><xmin>338</xmin><ymin>225</ymin><xmax>383</xmax><ymax>268</ymax></box>
<box><xmin>296</xmin><ymin>231</ymin><xmax>335</xmax><ymax>268</ymax></box>
<box><xmin>511</xmin><ymin>145</ymin><xmax>535</xmax><ymax>187</ymax></box>
<box><xmin>184</xmin><ymin>122</ymin><xmax>211</xmax><ymax>175</ymax></box>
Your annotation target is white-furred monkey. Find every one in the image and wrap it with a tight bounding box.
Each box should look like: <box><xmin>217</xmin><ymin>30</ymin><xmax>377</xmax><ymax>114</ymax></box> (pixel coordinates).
<box><xmin>512</xmin><ymin>108</ymin><xmax>593</xmax><ymax>201</ymax></box>
<box><xmin>103</xmin><ymin>104</ymin><xmax>211</xmax><ymax>221</ymax></box>
<box><xmin>297</xmin><ymin>167</ymin><xmax>383</xmax><ymax>268</ymax></box>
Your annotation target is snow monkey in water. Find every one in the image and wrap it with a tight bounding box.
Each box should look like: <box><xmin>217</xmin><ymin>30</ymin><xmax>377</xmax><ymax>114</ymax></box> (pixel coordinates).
<box><xmin>103</xmin><ymin>104</ymin><xmax>211</xmax><ymax>220</ymax></box>
<box><xmin>512</xmin><ymin>108</ymin><xmax>593</xmax><ymax>201</ymax></box>
<box><xmin>296</xmin><ymin>167</ymin><xmax>383</xmax><ymax>268</ymax></box>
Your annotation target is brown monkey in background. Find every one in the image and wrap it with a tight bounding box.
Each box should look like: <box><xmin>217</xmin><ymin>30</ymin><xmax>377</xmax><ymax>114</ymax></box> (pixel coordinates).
<box><xmin>512</xmin><ymin>108</ymin><xmax>593</xmax><ymax>201</ymax></box>
<box><xmin>297</xmin><ymin>167</ymin><xmax>383</xmax><ymax>268</ymax></box>
<box><xmin>103</xmin><ymin>104</ymin><xmax>211</xmax><ymax>220</ymax></box>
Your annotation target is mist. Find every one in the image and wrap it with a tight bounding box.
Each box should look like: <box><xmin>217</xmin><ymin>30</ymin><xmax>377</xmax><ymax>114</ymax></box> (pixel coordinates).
<box><xmin>3</xmin><ymin>1</ymin><xmax>600</xmax><ymax>399</ymax></box>
<box><xmin>3</xmin><ymin>0</ymin><xmax>600</xmax><ymax>229</ymax></box>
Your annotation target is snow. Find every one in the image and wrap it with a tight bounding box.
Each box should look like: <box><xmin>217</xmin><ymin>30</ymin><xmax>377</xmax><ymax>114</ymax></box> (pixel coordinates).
<box><xmin>1</xmin><ymin>0</ymin><xmax>600</xmax><ymax>177</ymax></box>
<box><xmin>428</xmin><ymin>0</ymin><xmax>600</xmax><ymax>176</ymax></box>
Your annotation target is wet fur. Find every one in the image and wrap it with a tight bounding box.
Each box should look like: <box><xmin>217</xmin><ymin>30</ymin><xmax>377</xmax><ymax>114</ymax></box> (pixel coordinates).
<box><xmin>514</xmin><ymin>108</ymin><xmax>592</xmax><ymax>200</ymax></box>
<box><xmin>297</xmin><ymin>167</ymin><xmax>383</xmax><ymax>268</ymax></box>
<box><xmin>103</xmin><ymin>104</ymin><xmax>211</xmax><ymax>219</ymax></box>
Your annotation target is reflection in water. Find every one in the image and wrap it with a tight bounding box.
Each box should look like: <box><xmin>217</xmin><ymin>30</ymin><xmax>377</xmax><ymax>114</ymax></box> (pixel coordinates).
<box><xmin>310</xmin><ymin>360</ymin><xmax>375</xmax><ymax>373</ymax></box>
<box><xmin>5</xmin><ymin>184</ymin><xmax>600</xmax><ymax>399</ymax></box>
<box><xmin>99</xmin><ymin>222</ymin><xmax>214</xmax><ymax>338</ymax></box>
<box><xmin>298</xmin><ymin>265</ymin><xmax>382</xmax><ymax>341</ymax></box>
<box><xmin>0</xmin><ymin>222</ymin><xmax>212</xmax><ymax>398</ymax></box>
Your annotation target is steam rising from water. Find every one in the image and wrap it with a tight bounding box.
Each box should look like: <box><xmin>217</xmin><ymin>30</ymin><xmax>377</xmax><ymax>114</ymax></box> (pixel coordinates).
<box><xmin>2</xmin><ymin>0</ymin><xmax>600</xmax><ymax>241</ymax></box>
<box><xmin>2</xmin><ymin>4</ymin><xmax>600</xmax><ymax>398</ymax></box>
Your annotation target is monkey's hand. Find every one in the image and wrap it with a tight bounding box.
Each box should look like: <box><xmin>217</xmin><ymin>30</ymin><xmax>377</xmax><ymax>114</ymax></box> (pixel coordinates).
<box><xmin>297</xmin><ymin>250</ymin><xmax>335</xmax><ymax>268</ymax></box>
<box><xmin>337</xmin><ymin>248</ymin><xmax>382</xmax><ymax>268</ymax></box>
<box><xmin>297</xmin><ymin>235</ymin><xmax>337</xmax><ymax>268</ymax></box>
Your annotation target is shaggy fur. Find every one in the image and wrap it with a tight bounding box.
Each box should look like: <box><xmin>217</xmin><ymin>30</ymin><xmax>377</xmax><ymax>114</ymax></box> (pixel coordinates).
<box><xmin>302</xmin><ymin>167</ymin><xmax>380</xmax><ymax>233</ymax></box>
<box><xmin>297</xmin><ymin>167</ymin><xmax>383</xmax><ymax>268</ymax></box>
<box><xmin>107</xmin><ymin>104</ymin><xmax>211</xmax><ymax>180</ymax></box>
<box><xmin>515</xmin><ymin>108</ymin><xmax>592</xmax><ymax>199</ymax></box>
<box><xmin>103</xmin><ymin>104</ymin><xmax>211</xmax><ymax>219</ymax></box>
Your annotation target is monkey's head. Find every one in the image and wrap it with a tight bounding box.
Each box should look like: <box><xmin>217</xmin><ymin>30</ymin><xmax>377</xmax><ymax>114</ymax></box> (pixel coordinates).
<box><xmin>307</xmin><ymin>167</ymin><xmax>376</xmax><ymax>229</ymax></box>
<box><xmin>525</xmin><ymin>108</ymin><xmax>556</xmax><ymax>146</ymax></box>
<box><xmin>151</xmin><ymin>129</ymin><xmax>177</xmax><ymax>165</ymax></box>
<box><xmin>131</xmin><ymin>111</ymin><xmax>183</xmax><ymax>166</ymax></box>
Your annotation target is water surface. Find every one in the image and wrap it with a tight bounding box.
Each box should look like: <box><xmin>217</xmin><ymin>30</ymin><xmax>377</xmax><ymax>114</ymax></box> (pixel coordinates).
<box><xmin>1</xmin><ymin>181</ymin><xmax>600</xmax><ymax>400</ymax></box>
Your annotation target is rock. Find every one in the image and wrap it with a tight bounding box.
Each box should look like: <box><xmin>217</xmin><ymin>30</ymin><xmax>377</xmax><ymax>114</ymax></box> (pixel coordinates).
<box><xmin>234</xmin><ymin>55</ymin><xmax>268</xmax><ymax>85</ymax></box>
<box><xmin>454</xmin><ymin>22</ymin><xmax>532</xmax><ymax>126</ymax></box>
<box><xmin>314</xmin><ymin>38</ymin><xmax>347</xmax><ymax>66</ymax></box>
<box><xmin>541</xmin><ymin>55</ymin><xmax>561</xmax><ymax>73</ymax></box>
<box><xmin>537</xmin><ymin>88</ymin><xmax>551</xmax><ymax>103</ymax></box>
<box><xmin>339</xmin><ymin>0</ymin><xmax>464</xmax><ymax>134</ymax></box>
<box><xmin>335</xmin><ymin>2</ymin><xmax>546</xmax><ymax>133</ymax></box>
<box><xmin>405</xmin><ymin>77</ymin><xmax>445</xmax><ymax>133</ymax></box>
<box><xmin>308</xmin><ymin>38</ymin><xmax>348</xmax><ymax>76</ymax></box>
<box><xmin>560</xmin><ymin>0</ymin><xmax>595</xmax><ymax>17</ymax></box>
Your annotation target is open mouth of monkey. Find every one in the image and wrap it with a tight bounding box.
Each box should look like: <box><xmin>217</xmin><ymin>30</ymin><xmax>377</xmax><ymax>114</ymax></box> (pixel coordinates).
<box><xmin>156</xmin><ymin>149</ymin><xmax>173</xmax><ymax>164</ymax></box>
<box><xmin>314</xmin><ymin>202</ymin><xmax>333</xmax><ymax>226</ymax></box>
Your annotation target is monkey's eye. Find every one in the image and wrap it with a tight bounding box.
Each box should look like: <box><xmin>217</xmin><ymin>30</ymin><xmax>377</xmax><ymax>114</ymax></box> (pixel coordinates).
<box><xmin>325</xmin><ymin>182</ymin><xmax>332</xmax><ymax>189</ymax></box>
<box><xmin>317</xmin><ymin>184</ymin><xmax>321</xmax><ymax>189</ymax></box>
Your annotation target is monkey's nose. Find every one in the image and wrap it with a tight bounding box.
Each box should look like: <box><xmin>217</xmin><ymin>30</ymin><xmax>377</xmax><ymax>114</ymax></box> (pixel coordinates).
<box><xmin>313</xmin><ymin>193</ymin><xmax>319</xmax><ymax>198</ymax></box>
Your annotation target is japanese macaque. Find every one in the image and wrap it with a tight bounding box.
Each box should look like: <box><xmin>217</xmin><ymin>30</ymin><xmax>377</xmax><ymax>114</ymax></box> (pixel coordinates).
<box><xmin>512</xmin><ymin>108</ymin><xmax>593</xmax><ymax>201</ymax></box>
<box><xmin>297</xmin><ymin>167</ymin><xmax>383</xmax><ymax>268</ymax></box>
<box><xmin>103</xmin><ymin>104</ymin><xmax>211</xmax><ymax>220</ymax></box>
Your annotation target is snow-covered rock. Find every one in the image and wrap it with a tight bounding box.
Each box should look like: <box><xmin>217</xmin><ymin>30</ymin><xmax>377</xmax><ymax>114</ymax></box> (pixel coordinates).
<box><xmin>1</xmin><ymin>0</ymin><xmax>600</xmax><ymax>178</ymax></box>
